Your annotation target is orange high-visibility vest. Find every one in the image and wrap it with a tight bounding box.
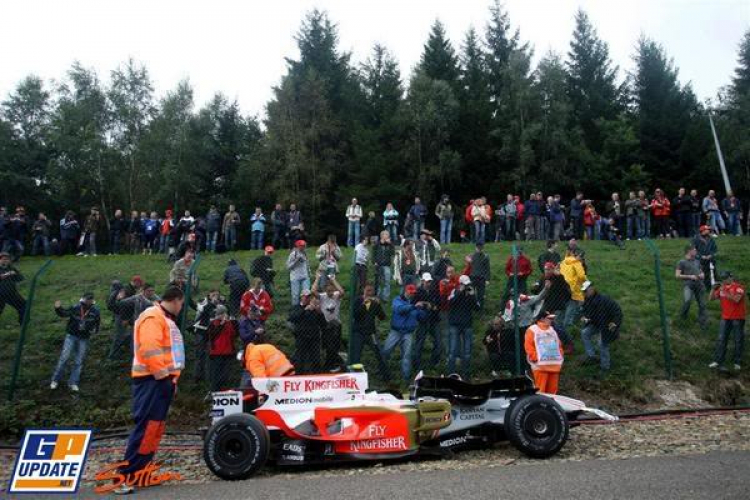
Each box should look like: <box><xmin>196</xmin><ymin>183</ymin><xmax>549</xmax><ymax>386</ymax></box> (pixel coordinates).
<box><xmin>244</xmin><ymin>344</ymin><xmax>294</xmax><ymax>378</ymax></box>
<box><xmin>524</xmin><ymin>323</ymin><xmax>563</xmax><ymax>373</ymax></box>
<box><xmin>132</xmin><ymin>305</ymin><xmax>185</xmax><ymax>380</ymax></box>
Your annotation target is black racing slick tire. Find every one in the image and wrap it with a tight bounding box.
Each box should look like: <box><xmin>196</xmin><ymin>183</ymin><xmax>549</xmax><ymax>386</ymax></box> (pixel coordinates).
<box><xmin>203</xmin><ymin>414</ymin><xmax>270</xmax><ymax>480</ymax></box>
<box><xmin>505</xmin><ymin>395</ymin><xmax>568</xmax><ymax>458</ymax></box>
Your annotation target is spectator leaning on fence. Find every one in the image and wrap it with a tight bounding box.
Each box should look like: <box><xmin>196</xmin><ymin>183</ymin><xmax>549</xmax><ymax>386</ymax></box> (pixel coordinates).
<box><xmin>524</xmin><ymin>311</ymin><xmax>564</xmax><ymax>394</ymax></box>
<box><xmin>50</xmin><ymin>292</ymin><xmax>100</xmax><ymax>392</ymax></box>
<box><xmin>709</xmin><ymin>271</ymin><xmax>746</xmax><ymax>372</ymax></box>
<box><xmin>580</xmin><ymin>281</ymin><xmax>623</xmax><ymax>374</ymax></box>
<box><xmin>0</xmin><ymin>251</ymin><xmax>25</xmax><ymax>325</ymax></box>
<box><xmin>676</xmin><ymin>244</ymin><xmax>708</xmax><ymax>329</ymax></box>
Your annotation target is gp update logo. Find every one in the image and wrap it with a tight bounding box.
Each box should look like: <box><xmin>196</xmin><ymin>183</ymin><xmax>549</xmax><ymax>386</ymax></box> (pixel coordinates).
<box><xmin>8</xmin><ymin>429</ymin><xmax>92</xmax><ymax>494</ymax></box>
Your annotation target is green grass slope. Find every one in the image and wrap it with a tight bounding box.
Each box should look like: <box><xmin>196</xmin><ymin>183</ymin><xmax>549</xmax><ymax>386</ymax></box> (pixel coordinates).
<box><xmin>1</xmin><ymin>238</ymin><xmax>748</xmax><ymax>436</ymax></box>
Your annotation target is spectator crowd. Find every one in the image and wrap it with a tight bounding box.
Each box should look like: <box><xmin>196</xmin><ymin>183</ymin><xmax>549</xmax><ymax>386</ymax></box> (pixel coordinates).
<box><xmin>1</xmin><ymin>185</ymin><xmax>746</xmax><ymax>396</ymax></box>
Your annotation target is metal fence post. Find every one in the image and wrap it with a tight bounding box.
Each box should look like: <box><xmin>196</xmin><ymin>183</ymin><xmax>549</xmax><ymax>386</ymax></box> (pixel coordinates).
<box><xmin>512</xmin><ymin>244</ymin><xmax>521</xmax><ymax>376</ymax></box>
<box><xmin>8</xmin><ymin>259</ymin><xmax>53</xmax><ymax>401</ymax></box>
<box><xmin>180</xmin><ymin>254</ymin><xmax>202</xmax><ymax>333</ymax></box>
<box><xmin>645</xmin><ymin>240</ymin><xmax>674</xmax><ymax>379</ymax></box>
<box><xmin>348</xmin><ymin>249</ymin><xmax>357</xmax><ymax>366</ymax></box>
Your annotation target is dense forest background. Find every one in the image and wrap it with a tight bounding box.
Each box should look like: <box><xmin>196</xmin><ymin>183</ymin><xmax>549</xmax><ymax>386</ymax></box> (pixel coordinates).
<box><xmin>0</xmin><ymin>3</ymin><xmax>749</xmax><ymax>239</ymax></box>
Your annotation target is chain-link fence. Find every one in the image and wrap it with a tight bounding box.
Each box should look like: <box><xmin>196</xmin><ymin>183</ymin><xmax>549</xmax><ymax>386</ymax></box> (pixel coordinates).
<box><xmin>1</xmin><ymin>236</ymin><xmax>748</xmax><ymax>435</ymax></box>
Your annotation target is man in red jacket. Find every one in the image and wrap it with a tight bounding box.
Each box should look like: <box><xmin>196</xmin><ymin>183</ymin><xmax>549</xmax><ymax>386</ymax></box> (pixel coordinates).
<box><xmin>502</xmin><ymin>248</ymin><xmax>532</xmax><ymax>305</ymax></box>
<box><xmin>709</xmin><ymin>271</ymin><xmax>746</xmax><ymax>372</ymax></box>
<box><xmin>240</xmin><ymin>278</ymin><xmax>274</xmax><ymax>322</ymax></box>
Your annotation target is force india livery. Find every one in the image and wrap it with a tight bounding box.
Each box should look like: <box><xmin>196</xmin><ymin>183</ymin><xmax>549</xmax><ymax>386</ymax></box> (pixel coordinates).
<box><xmin>204</xmin><ymin>371</ymin><xmax>617</xmax><ymax>480</ymax></box>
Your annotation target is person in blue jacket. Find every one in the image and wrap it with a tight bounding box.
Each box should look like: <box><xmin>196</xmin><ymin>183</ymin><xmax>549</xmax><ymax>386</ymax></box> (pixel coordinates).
<box><xmin>382</xmin><ymin>284</ymin><xmax>427</xmax><ymax>382</ymax></box>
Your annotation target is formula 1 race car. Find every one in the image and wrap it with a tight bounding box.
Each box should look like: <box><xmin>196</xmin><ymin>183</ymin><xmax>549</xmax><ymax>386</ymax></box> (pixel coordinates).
<box><xmin>203</xmin><ymin>372</ymin><xmax>616</xmax><ymax>480</ymax></box>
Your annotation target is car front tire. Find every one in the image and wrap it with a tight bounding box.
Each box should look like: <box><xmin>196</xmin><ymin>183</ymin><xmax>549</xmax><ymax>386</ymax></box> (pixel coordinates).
<box><xmin>203</xmin><ymin>414</ymin><xmax>270</xmax><ymax>480</ymax></box>
<box><xmin>505</xmin><ymin>394</ymin><xmax>569</xmax><ymax>458</ymax></box>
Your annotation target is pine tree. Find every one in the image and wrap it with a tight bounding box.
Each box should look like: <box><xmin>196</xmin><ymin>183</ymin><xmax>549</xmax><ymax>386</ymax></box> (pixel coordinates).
<box><xmin>630</xmin><ymin>36</ymin><xmax>699</xmax><ymax>186</ymax></box>
<box><xmin>419</xmin><ymin>20</ymin><xmax>460</xmax><ymax>85</ymax></box>
<box><xmin>567</xmin><ymin>9</ymin><xmax>621</xmax><ymax>151</ymax></box>
<box><xmin>730</xmin><ymin>29</ymin><xmax>750</xmax><ymax>100</ymax></box>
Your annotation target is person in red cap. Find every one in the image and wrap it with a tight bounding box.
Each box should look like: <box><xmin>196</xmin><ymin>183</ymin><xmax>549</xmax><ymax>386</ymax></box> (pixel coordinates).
<box><xmin>382</xmin><ymin>283</ymin><xmax>427</xmax><ymax>381</ymax></box>
<box><xmin>286</xmin><ymin>240</ymin><xmax>310</xmax><ymax>307</ymax></box>
<box><xmin>524</xmin><ymin>311</ymin><xmax>564</xmax><ymax>394</ymax></box>
<box><xmin>251</xmin><ymin>245</ymin><xmax>277</xmax><ymax>297</ymax></box>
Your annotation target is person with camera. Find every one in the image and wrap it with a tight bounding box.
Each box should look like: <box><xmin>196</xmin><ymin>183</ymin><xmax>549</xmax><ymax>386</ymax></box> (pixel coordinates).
<box><xmin>315</xmin><ymin>234</ymin><xmax>342</xmax><ymax>290</ymax></box>
<box><xmin>351</xmin><ymin>284</ymin><xmax>391</xmax><ymax>382</ymax></box>
<box><xmin>287</xmin><ymin>240</ymin><xmax>311</xmax><ymax>307</ymax></box>
<box><xmin>412</xmin><ymin>273</ymin><xmax>442</xmax><ymax>373</ymax></box>
<box><xmin>693</xmin><ymin>225</ymin><xmax>718</xmax><ymax>289</ymax></box>
<box><xmin>579</xmin><ymin>281</ymin><xmax>622</xmax><ymax>374</ymax></box>
<box><xmin>676</xmin><ymin>244</ymin><xmax>708</xmax><ymax>329</ymax></box>
<box><xmin>312</xmin><ymin>271</ymin><xmax>346</xmax><ymax>372</ymax></box>
<box><xmin>50</xmin><ymin>292</ymin><xmax>100</xmax><ymax>392</ymax></box>
<box><xmin>288</xmin><ymin>290</ymin><xmax>326</xmax><ymax>374</ymax></box>
<box><xmin>383</xmin><ymin>284</ymin><xmax>428</xmax><ymax>382</ymax></box>
<box><xmin>446</xmin><ymin>275</ymin><xmax>481</xmax><ymax>380</ymax></box>
<box><xmin>709</xmin><ymin>271</ymin><xmax>746</xmax><ymax>372</ymax></box>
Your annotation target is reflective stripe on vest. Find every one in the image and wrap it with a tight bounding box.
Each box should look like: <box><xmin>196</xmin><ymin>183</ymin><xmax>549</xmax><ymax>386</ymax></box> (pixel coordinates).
<box><xmin>530</xmin><ymin>324</ymin><xmax>563</xmax><ymax>367</ymax></box>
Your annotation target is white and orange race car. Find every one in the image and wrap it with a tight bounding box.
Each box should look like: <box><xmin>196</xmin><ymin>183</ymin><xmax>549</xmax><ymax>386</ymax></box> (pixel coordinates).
<box><xmin>204</xmin><ymin>371</ymin><xmax>616</xmax><ymax>480</ymax></box>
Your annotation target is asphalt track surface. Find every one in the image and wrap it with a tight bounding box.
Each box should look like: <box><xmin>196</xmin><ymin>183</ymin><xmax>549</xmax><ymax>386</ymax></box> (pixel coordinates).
<box><xmin>68</xmin><ymin>450</ymin><xmax>749</xmax><ymax>499</ymax></box>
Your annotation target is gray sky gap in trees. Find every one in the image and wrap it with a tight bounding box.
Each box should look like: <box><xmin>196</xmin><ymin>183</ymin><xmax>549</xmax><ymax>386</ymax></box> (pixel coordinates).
<box><xmin>1</xmin><ymin>0</ymin><xmax>748</xmax><ymax>117</ymax></box>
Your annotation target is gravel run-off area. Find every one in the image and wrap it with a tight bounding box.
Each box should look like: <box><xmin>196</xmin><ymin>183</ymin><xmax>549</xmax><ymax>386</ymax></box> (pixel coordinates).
<box><xmin>2</xmin><ymin>411</ymin><xmax>750</xmax><ymax>488</ymax></box>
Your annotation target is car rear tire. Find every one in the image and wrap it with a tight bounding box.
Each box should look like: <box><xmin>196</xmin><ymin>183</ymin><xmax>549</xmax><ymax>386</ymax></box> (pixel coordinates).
<box><xmin>203</xmin><ymin>414</ymin><xmax>270</xmax><ymax>480</ymax></box>
<box><xmin>505</xmin><ymin>394</ymin><xmax>568</xmax><ymax>458</ymax></box>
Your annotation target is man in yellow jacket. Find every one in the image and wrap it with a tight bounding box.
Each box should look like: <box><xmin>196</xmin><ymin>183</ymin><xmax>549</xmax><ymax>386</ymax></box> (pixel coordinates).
<box><xmin>524</xmin><ymin>312</ymin><xmax>564</xmax><ymax>394</ymax></box>
<box><xmin>115</xmin><ymin>286</ymin><xmax>185</xmax><ymax>495</ymax></box>
<box><xmin>560</xmin><ymin>248</ymin><xmax>587</xmax><ymax>332</ymax></box>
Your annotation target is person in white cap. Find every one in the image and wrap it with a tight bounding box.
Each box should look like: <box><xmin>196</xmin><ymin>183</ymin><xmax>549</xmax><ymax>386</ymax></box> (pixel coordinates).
<box><xmin>524</xmin><ymin>310</ymin><xmax>564</xmax><ymax>394</ymax></box>
<box><xmin>413</xmin><ymin>272</ymin><xmax>442</xmax><ymax>371</ymax></box>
